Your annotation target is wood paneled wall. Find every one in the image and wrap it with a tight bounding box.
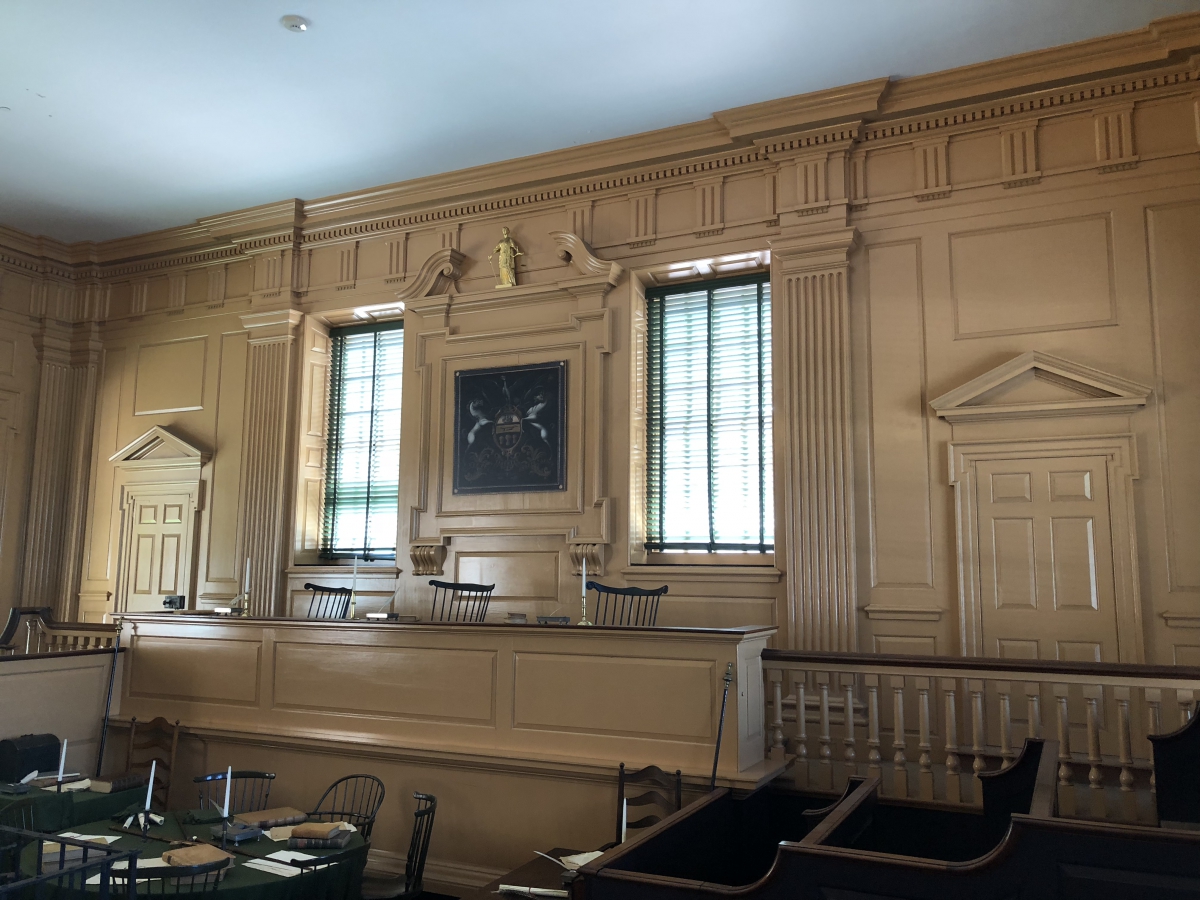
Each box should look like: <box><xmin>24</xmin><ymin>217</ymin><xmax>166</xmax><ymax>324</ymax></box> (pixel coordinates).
<box><xmin>0</xmin><ymin>15</ymin><xmax>1198</xmax><ymax>662</ymax></box>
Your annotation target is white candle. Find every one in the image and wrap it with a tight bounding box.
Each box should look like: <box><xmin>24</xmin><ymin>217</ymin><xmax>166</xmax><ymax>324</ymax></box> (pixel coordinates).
<box><xmin>243</xmin><ymin>558</ymin><xmax>251</xmax><ymax>596</ymax></box>
<box><xmin>351</xmin><ymin>554</ymin><xmax>358</xmax><ymax>596</ymax></box>
<box><xmin>621</xmin><ymin>798</ymin><xmax>627</xmax><ymax>842</ymax></box>
<box><xmin>145</xmin><ymin>760</ymin><xmax>156</xmax><ymax>811</ymax></box>
<box><xmin>57</xmin><ymin>738</ymin><xmax>67</xmax><ymax>780</ymax></box>
<box><xmin>581</xmin><ymin>556</ymin><xmax>587</xmax><ymax>598</ymax></box>
<box><xmin>222</xmin><ymin>765</ymin><xmax>231</xmax><ymax>818</ymax></box>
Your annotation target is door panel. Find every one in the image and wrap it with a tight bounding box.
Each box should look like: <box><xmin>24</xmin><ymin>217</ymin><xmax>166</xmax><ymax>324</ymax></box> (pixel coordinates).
<box><xmin>977</xmin><ymin>456</ymin><xmax>1118</xmax><ymax>661</ymax></box>
<box><xmin>126</xmin><ymin>493</ymin><xmax>191</xmax><ymax>612</ymax></box>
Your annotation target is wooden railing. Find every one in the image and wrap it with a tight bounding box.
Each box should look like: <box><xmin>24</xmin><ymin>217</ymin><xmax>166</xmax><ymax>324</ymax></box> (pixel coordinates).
<box><xmin>0</xmin><ymin>606</ymin><xmax>118</xmax><ymax>656</ymax></box>
<box><xmin>762</xmin><ymin>649</ymin><xmax>1200</xmax><ymax>824</ymax></box>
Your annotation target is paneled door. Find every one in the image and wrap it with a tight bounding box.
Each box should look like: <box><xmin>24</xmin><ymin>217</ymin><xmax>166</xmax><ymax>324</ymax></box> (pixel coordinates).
<box><xmin>976</xmin><ymin>456</ymin><xmax>1119</xmax><ymax>662</ymax></box>
<box><xmin>125</xmin><ymin>493</ymin><xmax>192</xmax><ymax>612</ymax></box>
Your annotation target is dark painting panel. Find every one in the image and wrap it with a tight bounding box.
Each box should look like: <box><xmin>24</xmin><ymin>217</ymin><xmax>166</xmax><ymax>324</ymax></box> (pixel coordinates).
<box><xmin>453</xmin><ymin>361</ymin><xmax>566</xmax><ymax>494</ymax></box>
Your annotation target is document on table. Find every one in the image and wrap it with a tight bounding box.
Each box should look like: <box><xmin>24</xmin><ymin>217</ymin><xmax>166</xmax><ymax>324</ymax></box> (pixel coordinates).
<box><xmin>84</xmin><ymin>858</ymin><xmax>170</xmax><ymax>885</ymax></box>
<box><xmin>266</xmin><ymin>850</ymin><xmax>315</xmax><ymax>863</ymax></box>
<box><xmin>242</xmin><ymin>858</ymin><xmax>303</xmax><ymax>878</ymax></box>
<box><xmin>57</xmin><ymin>833</ymin><xmax>120</xmax><ymax>844</ymax></box>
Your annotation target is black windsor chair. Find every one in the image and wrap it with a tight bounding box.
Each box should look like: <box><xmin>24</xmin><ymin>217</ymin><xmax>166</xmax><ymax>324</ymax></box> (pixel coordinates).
<box><xmin>308</xmin><ymin>774</ymin><xmax>386</xmax><ymax>841</ymax></box>
<box><xmin>112</xmin><ymin>857</ymin><xmax>231</xmax><ymax>895</ymax></box>
<box><xmin>193</xmin><ymin>770</ymin><xmax>275</xmax><ymax>814</ymax></box>
<box><xmin>360</xmin><ymin>792</ymin><xmax>437</xmax><ymax>900</ymax></box>
<box><xmin>616</xmin><ymin>763</ymin><xmax>682</xmax><ymax>843</ymax></box>
<box><xmin>428</xmin><ymin>580</ymin><xmax>494</xmax><ymax>623</ymax></box>
<box><xmin>304</xmin><ymin>583</ymin><xmax>353</xmax><ymax>619</ymax></box>
<box><xmin>587</xmin><ymin>582</ymin><xmax>668</xmax><ymax>626</ymax></box>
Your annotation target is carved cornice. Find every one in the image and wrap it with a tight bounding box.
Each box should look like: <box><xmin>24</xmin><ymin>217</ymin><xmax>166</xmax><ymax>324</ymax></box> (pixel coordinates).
<box><xmin>395</xmin><ymin>248</ymin><xmax>465</xmax><ymax>303</ymax></box>
<box><xmin>240</xmin><ymin>308</ymin><xmax>303</xmax><ymax>344</ymax></box>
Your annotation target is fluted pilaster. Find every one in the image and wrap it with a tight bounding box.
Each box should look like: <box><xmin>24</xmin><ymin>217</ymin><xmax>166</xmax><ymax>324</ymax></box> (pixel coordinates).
<box><xmin>771</xmin><ymin>230</ymin><xmax>858</xmax><ymax>650</ymax></box>
<box><xmin>240</xmin><ymin>309</ymin><xmax>303</xmax><ymax>616</ymax></box>
<box><xmin>22</xmin><ymin>323</ymin><xmax>102</xmax><ymax>619</ymax></box>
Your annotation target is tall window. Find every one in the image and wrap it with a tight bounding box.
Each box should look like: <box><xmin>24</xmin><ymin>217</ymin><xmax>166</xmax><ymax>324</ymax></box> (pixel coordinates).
<box><xmin>321</xmin><ymin>322</ymin><xmax>403</xmax><ymax>559</ymax></box>
<box><xmin>646</xmin><ymin>274</ymin><xmax>773</xmax><ymax>554</ymax></box>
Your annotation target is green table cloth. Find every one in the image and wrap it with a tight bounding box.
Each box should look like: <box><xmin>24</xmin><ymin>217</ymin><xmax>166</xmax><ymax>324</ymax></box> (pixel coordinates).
<box><xmin>0</xmin><ymin>786</ymin><xmax>144</xmax><ymax>831</ymax></box>
<box><xmin>21</xmin><ymin>811</ymin><xmax>366</xmax><ymax>899</ymax></box>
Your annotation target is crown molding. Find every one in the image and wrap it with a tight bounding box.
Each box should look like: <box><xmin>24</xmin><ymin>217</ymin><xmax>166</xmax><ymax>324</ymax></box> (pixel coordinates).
<box><xmin>1</xmin><ymin>13</ymin><xmax>1198</xmax><ymax>279</ymax></box>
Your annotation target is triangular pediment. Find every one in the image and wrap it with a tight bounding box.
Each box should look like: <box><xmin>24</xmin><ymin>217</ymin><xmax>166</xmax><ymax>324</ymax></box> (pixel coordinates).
<box><xmin>930</xmin><ymin>352</ymin><xmax>1151</xmax><ymax>423</ymax></box>
<box><xmin>109</xmin><ymin>426</ymin><xmax>209</xmax><ymax>469</ymax></box>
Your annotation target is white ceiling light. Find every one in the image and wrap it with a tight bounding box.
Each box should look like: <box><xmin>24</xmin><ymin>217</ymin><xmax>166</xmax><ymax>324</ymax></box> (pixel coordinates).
<box><xmin>280</xmin><ymin>15</ymin><xmax>309</xmax><ymax>32</ymax></box>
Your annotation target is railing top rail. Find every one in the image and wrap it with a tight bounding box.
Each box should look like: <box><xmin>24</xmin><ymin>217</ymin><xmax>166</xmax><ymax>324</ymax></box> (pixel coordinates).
<box><xmin>762</xmin><ymin>648</ymin><xmax>1200</xmax><ymax>682</ymax></box>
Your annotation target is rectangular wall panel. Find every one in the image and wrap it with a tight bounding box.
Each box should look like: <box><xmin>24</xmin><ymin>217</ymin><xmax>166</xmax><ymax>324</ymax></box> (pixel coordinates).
<box><xmin>205</xmin><ymin>333</ymin><xmax>248</xmax><ymax>584</ymax></box>
<box><xmin>129</xmin><ymin>636</ymin><xmax>260</xmax><ymax>704</ymax></box>
<box><xmin>866</xmin><ymin>242</ymin><xmax>933</xmax><ymax>587</ymax></box>
<box><xmin>273</xmin><ymin>643</ymin><xmax>497</xmax><ymax>724</ymax></box>
<box><xmin>992</xmin><ymin>518</ymin><xmax>1036</xmax><ymax>609</ymax></box>
<box><xmin>1050</xmin><ymin>517</ymin><xmax>1098</xmax><ymax>610</ymax></box>
<box><xmin>1148</xmin><ymin>203</ymin><xmax>1200</xmax><ymax>590</ymax></box>
<box><xmin>950</xmin><ymin>215</ymin><xmax>1115</xmax><ymax>337</ymax></box>
<box><xmin>455</xmin><ymin>551</ymin><xmax>559</xmax><ymax>602</ymax></box>
<box><xmin>513</xmin><ymin>652</ymin><xmax>713</xmax><ymax>739</ymax></box>
<box><xmin>134</xmin><ymin>337</ymin><xmax>207</xmax><ymax>414</ymax></box>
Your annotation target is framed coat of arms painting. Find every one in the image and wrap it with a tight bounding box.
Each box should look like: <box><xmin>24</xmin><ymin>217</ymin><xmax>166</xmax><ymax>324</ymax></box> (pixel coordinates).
<box><xmin>453</xmin><ymin>361</ymin><xmax>566</xmax><ymax>494</ymax></box>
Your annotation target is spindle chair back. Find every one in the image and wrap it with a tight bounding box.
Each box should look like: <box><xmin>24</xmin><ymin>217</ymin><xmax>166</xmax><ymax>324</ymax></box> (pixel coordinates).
<box><xmin>194</xmin><ymin>770</ymin><xmax>275</xmax><ymax>815</ymax></box>
<box><xmin>587</xmin><ymin>582</ymin><xmax>668</xmax><ymax>626</ymax></box>
<box><xmin>126</xmin><ymin>716</ymin><xmax>179</xmax><ymax>810</ymax></box>
<box><xmin>304</xmin><ymin>583</ymin><xmax>353</xmax><ymax>619</ymax></box>
<box><xmin>308</xmin><ymin>774</ymin><xmax>386</xmax><ymax>841</ymax></box>
<box><xmin>429</xmin><ymin>580</ymin><xmax>494</xmax><ymax>623</ymax></box>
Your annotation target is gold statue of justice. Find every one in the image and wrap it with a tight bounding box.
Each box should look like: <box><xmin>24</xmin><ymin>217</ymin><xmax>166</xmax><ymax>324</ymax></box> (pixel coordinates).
<box><xmin>489</xmin><ymin>226</ymin><xmax>523</xmax><ymax>288</ymax></box>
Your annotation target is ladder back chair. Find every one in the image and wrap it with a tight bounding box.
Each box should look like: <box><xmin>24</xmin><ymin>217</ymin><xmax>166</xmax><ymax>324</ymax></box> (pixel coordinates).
<box><xmin>360</xmin><ymin>792</ymin><xmax>437</xmax><ymax>900</ymax></box>
<box><xmin>126</xmin><ymin>716</ymin><xmax>180</xmax><ymax>810</ymax></box>
<box><xmin>113</xmin><ymin>857</ymin><xmax>231</xmax><ymax>895</ymax></box>
<box><xmin>0</xmin><ymin>798</ymin><xmax>40</xmax><ymax>872</ymax></box>
<box><xmin>194</xmin><ymin>770</ymin><xmax>275</xmax><ymax>814</ymax></box>
<box><xmin>616</xmin><ymin>763</ymin><xmax>682</xmax><ymax>844</ymax></box>
<box><xmin>304</xmin><ymin>583</ymin><xmax>353</xmax><ymax>619</ymax></box>
<box><xmin>308</xmin><ymin>774</ymin><xmax>386</xmax><ymax>841</ymax></box>
<box><xmin>587</xmin><ymin>582</ymin><xmax>668</xmax><ymax>626</ymax></box>
<box><xmin>429</xmin><ymin>580</ymin><xmax>494</xmax><ymax>623</ymax></box>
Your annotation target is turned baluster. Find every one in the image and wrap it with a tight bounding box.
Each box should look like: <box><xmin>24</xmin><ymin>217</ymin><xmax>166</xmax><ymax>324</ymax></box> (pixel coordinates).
<box><xmin>841</xmin><ymin>674</ymin><xmax>858</xmax><ymax>782</ymax></box>
<box><xmin>916</xmin><ymin>676</ymin><xmax>933</xmax><ymax>800</ymax></box>
<box><xmin>1113</xmin><ymin>685</ymin><xmax>1136</xmax><ymax>821</ymax></box>
<box><xmin>865</xmin><ymin>674</ymin><xmax>882</xmax><ymax>779</ymax></box>
<box><xmin>793</xmin><ymin>675</ymin><xmax>809</xmax><ymax>789</ymax></box>
<box><xmin>1054</xmin><ymin>683</ymin><xmax>1076</xmax><ymax>817</ymax></box>
<box><xmin>769</xmin><ymin>671</ymin><xmax>785</xmax><ymax>761</ymax></box>
<box><xmin>891</xmin><ymin>675</ymin><xmax>909</xmax><ymax>799</ymax></box>
<box><xmin>817</xmin><ymin>673</ymin><xmax>833</xmax><ymax>790</ymax></box>
<box><xmin>1145</xmin><ymin>687</ymin><xmax>1162</xmax><ymax>797</ymax></box>
<box><xmin>1178</xmin><ymin>689</ymin><xmax>1196</xmax><ymax>727</ymax></box>
<box><xmin>943</xmin><ymin>678</ymin><xmax>962</xmax><ymax>804</ymax></box>
<box><xmin>996</xmin><ymin>681</ymin><xmax>1014</xmax><ymax>770</ymax></box>
<box><xmin>969</xmin><ymin>679</ymin><xmax>986</xmax><ymax>804</ymax></box>
<box><xmin>1084</xmin><ymin>684</ymin><xmax>1105</xmax><ymax>819</ymax></box>
<box><xmin>1025</xmin><ymin>682</ymin><xmax>1043</xmax><ymax>739</ymax></box>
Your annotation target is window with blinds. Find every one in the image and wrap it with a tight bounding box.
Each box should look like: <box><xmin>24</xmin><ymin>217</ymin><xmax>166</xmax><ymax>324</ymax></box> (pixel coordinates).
<box><xmin>321</xmin><ymin>321</ymin><xmax>403</xmax><ymax>560</ymax></box>
<box><xmin>646</xmin><ymin>274</ymin><xmax>773</xmax><ymax>554</ymax></box>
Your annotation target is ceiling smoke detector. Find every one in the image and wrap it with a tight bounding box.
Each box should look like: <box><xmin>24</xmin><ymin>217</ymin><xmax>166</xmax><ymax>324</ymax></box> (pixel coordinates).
<box><xmin>280</xmin><ymin>15</ymin><xmax>310</xmax><ymax>33</ymax></box>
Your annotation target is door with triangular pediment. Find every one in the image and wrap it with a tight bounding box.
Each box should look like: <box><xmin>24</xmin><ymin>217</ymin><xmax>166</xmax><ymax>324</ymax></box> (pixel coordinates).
<box><xmin>109</xmin><ymin>427</ymin><xmax>209</xmax><ymax>613</ymax></box>
<box><xmin>933</xmin><ymin>352</ymin><xmax>1150</xmax><ymax>662</ymax></box>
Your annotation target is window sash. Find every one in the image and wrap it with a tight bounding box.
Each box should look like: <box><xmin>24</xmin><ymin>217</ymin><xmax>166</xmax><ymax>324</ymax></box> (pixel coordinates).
<box><xmin>321</xmin><ymin>321</ymin><xmax>404</xmax><ymax>559</ymax></box>
<box><xmin>646</xmin><ymin>274</ymin><xmax>773</xmax><ymax>553</ymax></box>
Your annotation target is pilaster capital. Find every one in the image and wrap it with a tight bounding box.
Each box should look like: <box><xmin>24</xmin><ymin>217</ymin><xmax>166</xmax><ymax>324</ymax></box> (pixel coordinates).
<box><xmin>33</xmin><ymin>321</ymin><xmax>102</xmax><ymax>368</ymax></box>
<box><xmin>240</xmin><ymin>308</ymin><xmax>303</xmax><ymax>344</ymax></box>
<box><xmin>770</xmin><ymin>228</ymin><xmax>858</xmax><ymax>273</ymax></box>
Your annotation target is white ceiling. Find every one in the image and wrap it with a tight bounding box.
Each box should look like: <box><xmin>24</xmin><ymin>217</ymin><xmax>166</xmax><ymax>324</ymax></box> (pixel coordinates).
<box><xmin>3</xmin><ymin>0</ymin><xmax>1199</xmax><ymax>244</ymax></box>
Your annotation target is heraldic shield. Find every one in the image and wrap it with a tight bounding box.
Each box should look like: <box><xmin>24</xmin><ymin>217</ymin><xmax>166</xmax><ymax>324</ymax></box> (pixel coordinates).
<box><xmin>453</xmin><ymin>360</ymin><xmax>566</xmax><ymax>494</ymax></box>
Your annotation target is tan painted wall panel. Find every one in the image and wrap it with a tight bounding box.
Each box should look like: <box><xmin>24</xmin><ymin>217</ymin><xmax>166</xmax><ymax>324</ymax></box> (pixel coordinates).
<box><xmin>202</xmin><ymin>331</ymin><xmax>247</xmax><ymax>593</ymax></box>
<box><xmin>866</xmin><ymin>241</ymin><xmax>934</xmax><ymax>588</ymax></box>
<box><xmin>1037</xmin><ymin>113</ymin><xmax>1096</xmax><ymax>170</ymax></box>
<box><xmin>134</xmin><ymin>337</ymin><xmax>207</xmax><ymax>415</ymax></box>
<box><xmin>129</xmin><ymin>635</ymin><xmax>260</xmax><ymax>704</ymax></box>
<box><xmin>455</xmin><ymin>551</ymin><xmax>559</xmax><ymax>603</ymax></box>
<box><xmin>1148</xmin><ymin>202</ymin><xmax>1200</xmax><ymax>590</ymax></box>
<box><xmin>949</xmin><ymin>215</ymin><xmax>1115</xmax><ymax>337</ymax></box>
<box><xmin>513</xmin><ymin>652</ymin><xmax>713</xmax><ymax>739</ymax></box>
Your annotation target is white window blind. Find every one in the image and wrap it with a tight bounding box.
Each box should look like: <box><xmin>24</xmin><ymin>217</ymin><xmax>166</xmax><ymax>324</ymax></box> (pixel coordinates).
<box><xmin>321</xmin><ymin>322</ymin><xmax>403</xmax><ymax>559</ymax></box>
<box><xmin>646</xmin><ymin>275</ymin><xmax>773</xmax><ymax>553</ymax></box>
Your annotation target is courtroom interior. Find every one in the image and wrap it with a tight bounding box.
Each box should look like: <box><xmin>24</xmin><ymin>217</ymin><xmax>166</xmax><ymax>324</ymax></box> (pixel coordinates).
<box><xmin>4</xmin><ymin>2</ymin><xmax>1200</xmax><ymax>898</ymax></box>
